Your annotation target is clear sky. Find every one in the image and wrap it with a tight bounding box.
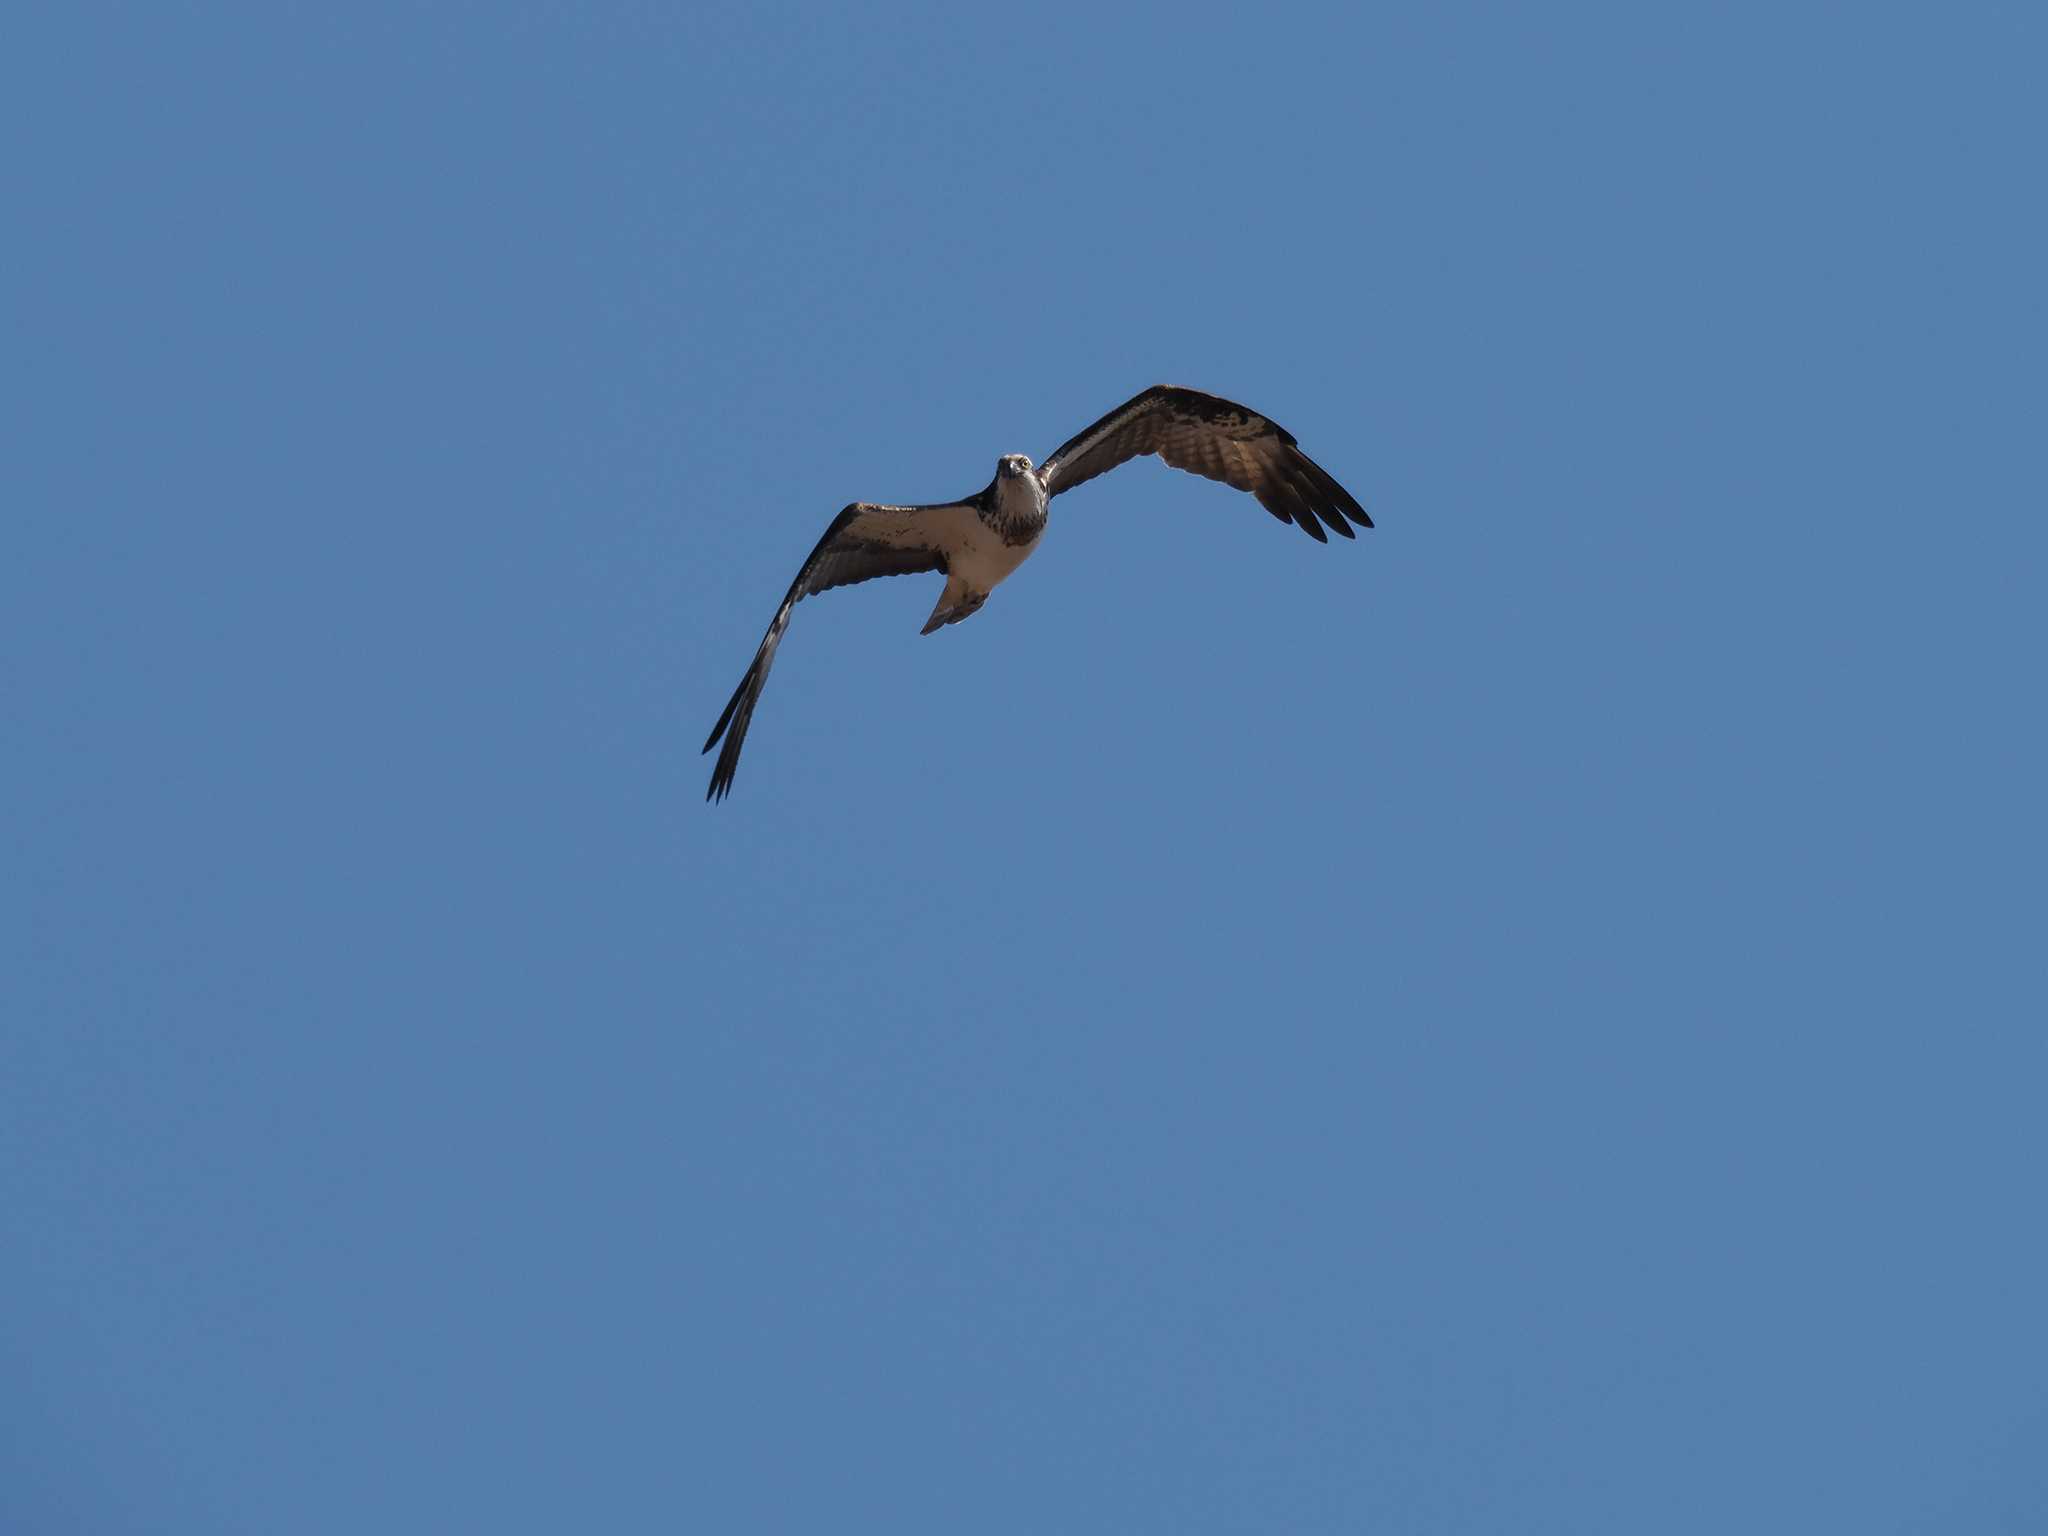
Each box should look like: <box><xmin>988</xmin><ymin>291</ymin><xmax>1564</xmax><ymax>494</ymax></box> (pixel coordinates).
<box><xmin>7</xmin><ymin>3</ymin><xmax>2044</xmax><ymax>1531</ymax></box>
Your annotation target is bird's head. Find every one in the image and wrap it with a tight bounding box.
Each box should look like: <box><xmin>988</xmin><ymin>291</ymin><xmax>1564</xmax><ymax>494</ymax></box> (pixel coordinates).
<box><xmin>998</xmin><ymin>453</ymin><xmax>1034</xmax><ymax>480</ymax></box>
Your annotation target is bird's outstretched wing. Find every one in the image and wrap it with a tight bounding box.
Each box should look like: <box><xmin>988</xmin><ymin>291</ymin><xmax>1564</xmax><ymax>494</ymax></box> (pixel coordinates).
<box><xmin>703</xmin><ymin>503</ymin><xmax>949</xmax><ymax>801</ymax></box>
<box><xmin>1038</xmin><ymin>385</ymin><xmax>1370</xmax><ymax>542</ymax></box>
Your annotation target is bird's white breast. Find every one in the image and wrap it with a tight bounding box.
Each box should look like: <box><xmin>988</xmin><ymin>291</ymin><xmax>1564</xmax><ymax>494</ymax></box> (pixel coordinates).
<box><xmin>930</xmin><ymin>501</ymin><xmax>1041</xmax><ymax>591</ymax></box>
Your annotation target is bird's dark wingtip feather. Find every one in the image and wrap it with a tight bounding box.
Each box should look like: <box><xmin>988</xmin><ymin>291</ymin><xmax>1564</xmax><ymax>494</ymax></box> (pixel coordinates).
<box><xmin>704</xmin><ymin>670</ymin><xmax>760</xmax><ymax>796</ymax></box>
<box><xmin>1289</xmin><ymin>463</ymin><xmax>1355</xmax><ymax>539</ymax></box>
<box><xmin>704</xmin><ymin>669</ymin><xmax>751</xmax><ymax>754</ymax></box>
<box><xmin>707</xmin><ymin>756</ymin><xmax>737</xmax><ymax>801</ymax></box>
<box><xmin>1292</xmin><ymin>447</ymin><xmax>1371</xmax><ymax>534</ymax></box>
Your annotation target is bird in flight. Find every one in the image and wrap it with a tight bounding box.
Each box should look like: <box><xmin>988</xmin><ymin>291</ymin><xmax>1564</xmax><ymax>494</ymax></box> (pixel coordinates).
<box><xmin>704</xmin><ymin>384</ymin><xmax>1370</xmax><ymax>800</ymax></box>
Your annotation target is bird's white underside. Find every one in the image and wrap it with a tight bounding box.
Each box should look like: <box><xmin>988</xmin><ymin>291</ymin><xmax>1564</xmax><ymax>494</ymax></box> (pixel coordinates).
<box><xmin>956</xmin><ymin>500</ymin><xmax>1044</xmax><ymax>582</ymax></box>
<box><xmin>845</xmin><ymin>494</ymin><xmax>1043</xmax><ymax>621</ymax></box>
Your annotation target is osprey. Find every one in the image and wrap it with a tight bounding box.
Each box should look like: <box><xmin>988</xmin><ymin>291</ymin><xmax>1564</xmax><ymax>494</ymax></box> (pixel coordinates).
<box><xmin>704</xmin><ymin>384</ymin><xmax>1370</xmax><ymax>800</ymax></box>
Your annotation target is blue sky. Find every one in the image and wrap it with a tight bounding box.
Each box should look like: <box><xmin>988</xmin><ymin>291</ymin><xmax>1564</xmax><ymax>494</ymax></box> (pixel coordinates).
<box><xmin>7</xmin><ymin>3</ymin><xmax>2044</xmax><ymax>1530</ymax></box>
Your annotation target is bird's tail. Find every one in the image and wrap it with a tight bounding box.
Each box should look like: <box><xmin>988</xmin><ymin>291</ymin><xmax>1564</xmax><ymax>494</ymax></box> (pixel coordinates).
<box><xmin>920</xmin><ymin>577</ymin><xmax>987</xmax><ymax>635</ymax></box>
